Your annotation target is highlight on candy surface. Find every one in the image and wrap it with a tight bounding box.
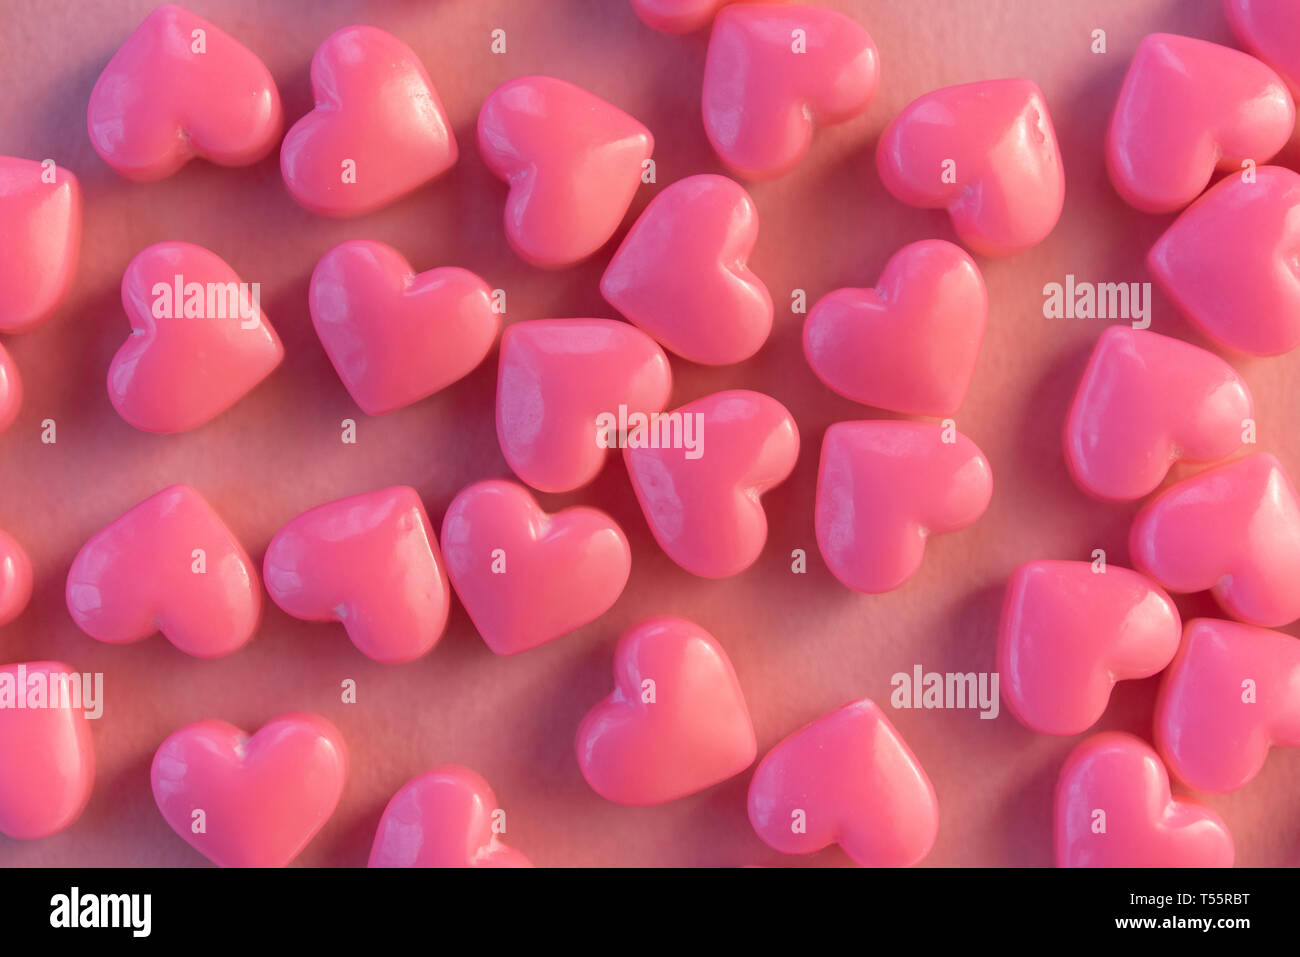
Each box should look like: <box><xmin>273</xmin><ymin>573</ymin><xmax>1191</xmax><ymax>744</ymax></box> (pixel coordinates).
<box><xmin>0</xmin><ymin>156</ymin><xmax>81</xmax><ymax>334</ymax></box>
<box><xmin>0</xmin><ymin>528</ymin><xmax>33</xmax><ymax>627</ymax></box>
<box><xmin>0</xmin><ymin>343</ymin><xmax>21</xmax><ymax>435</ymax></box>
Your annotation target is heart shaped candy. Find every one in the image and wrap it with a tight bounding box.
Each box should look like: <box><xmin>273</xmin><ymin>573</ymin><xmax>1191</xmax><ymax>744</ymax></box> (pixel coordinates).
<box><xmin>1055</xmin><ymin>732</ymin><xmax>1233</xmax><ymax>867</ymax></box>
<box><xmin>601</xmin><ymin>174</ymin><xmax>773</xmax><ymax>365</ymax></box>
<box><xmin>441</xmin><ymin>479</ymin><xmax>631</xmax><ymax>656</ymax></box>
<box><xmin>369</xmin><ymin>766</ymin><xmax>532</xmax><ymax>867</ymax></box>
<box><xmin>309</xmin><ymin>240</ymin><xmax>498</xmax><ymax>415</ymax></box>
<box><xmin>87</xmin><ymin>4</ymin><xmax>281</xmax><ymax>181</ymax></box>
<box><xmin>748</xmin><ymin>698</ymin><xmax>938</xmax><ymax>867</ymax></box>
<box><xmin>877</xmin><ymin>79</ymin><xmax>1065</xmax><ymax>257</ymax></box>
<box><xmin>625</xmin><ymin>390</ymin><xmax>799</xmax><ymax>578</ymax></box>
<box><xmin>263</xmin><ymin>487</ymin><xmax>451</xmax><ymax>664</ymax></box>
<box><xmin>1155</xmin><ymin>618</ymin><xmax>1300</xmax><ymax>793</ymax></box>
<box><xmin>576</xmin><ymin>616</ymin><xmax>756</xmax><ymax>806</ymax></box>
<box><xmin>998</xmin><ymin>561</ymin><xmax>1181</xmax><ymax>736</ymax></box>
<box><xmin>816</xmin><ymin>420</ymin><xmax>992</xmax><ymax>594</ymax></box>
<box><xmin>151</xmin><ymin>712</ymin><xmax>347</xmax><ymax>868</ymax></box>
<box><xmin>0</xmin><ymin>529</ymin><xmax>33</xmax><ymax>627</ymax></box>
<box><xmin>702</xmin><ymin>4</ymin><xmax>878</xmax><ymax>179</ymax></box>
<box><xmin>0</xmin><ymin>343</ymin><xmax>20</xmax><ymax>434</ymax></box>
<box><xmin>478</xmin><ymin>76</ymin><xmax>653</xmax><ymax>268</ymax></box>
<box><xmin>1225</xmin><ymin>0</ymin><xmax>1300</xmax><ymax>94</ymax></box>
<box><xmin>0</xmin><ymin>156</ymin><xmax>81</xmax><ymax>333</ymax></box>
<box><xmin>66</xmin><ymin>484</ymin><xmax>262</xmax><ymax>658</ymax></box>
<box><xmin>496</xmin><ymin>318</ymin><xmax>672</xmax><ymax>493</ymax></box>
<box><xmin>1129</xmin><ymin>453</ymin><xmax>1300</xmax><ymax>627</ymax></box>
<box><xmin>804</xmin><ymin>239</ymin><xmax>986</xmax><ymax>416</ymax></box>
<box><xmin>1064</xmin><ymin>327</ymin><xmax>1254</xmax><ymax>502</ymax></box>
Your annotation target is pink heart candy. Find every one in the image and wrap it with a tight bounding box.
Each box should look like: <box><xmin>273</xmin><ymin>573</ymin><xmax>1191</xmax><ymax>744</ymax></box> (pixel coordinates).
<box><xmin>575</xmin><ymin>616</ymin><xmax>756</xmax><ymax>806</ymax></box>
<box><xmin>87</xmin><ymin>4</ymin><xmax>281</xmax><ymax>181</ymax></box>
<box><xmin>1129</xmin><ymin>452</ymin><xmax>1300</xmax><ymax>628</ymax></box>
<box><xmin>998</xmin><ymin>561</ymin><xmax>1181</xmax><ymax>736</ymax></box>
<box><xmin>478</xmin><ymin>76</ymin><xmax>653</xmax><ymax>268</ymax></box>
<box><xmin>281</xmin><ymin>25</ymin><xmax>456</xmax><ymax>218</ymax></box>
<box><xmin>748</xmin><ymin>698</ymin><xmax>938</xmax><ymax>867</ymax></box>
<box><xmin>151</xmin><ymin>712</ymin><xmax>347</xmax><ymax>868</ymax></box>
<box><xmin>0</xmin><ymin>156</ymin><xmax>81</xmax><ymax>333</ymax></box>
<box><xmin>496</xmin><ymin>318</ymin><xmax>672</xmax><ymax>494</ymax></box>
<box><xmin>263</xmin><ymin>487</ymin><xmax>451</xmax><ymax>664</ymax></box>
<box><xmin>0</xmin><ymin>661</ymin><xmax>95</xmax><ymax>840</ymax></box>
<box><xmin>369</xmin><ymin>766</ymin><xmax>532</xmax><ymax>868</ymax></box>
<box><xmin>309</xmin><ymin>241</ymin><xmax>498</xmax><ymax>415</ymax></box>
<box><xmin>441</xmin><ymin>479</ymin><xmax>631</xmax><ymax>656</ymax></box>
<box><xmin>601</xmin><ymin>174</ymin><xmax>772</xmax><ymax>365</ymax></box>
<box><xmin>1064</xmin><ymin>327</ymin><xmax>1254</xmax><ymax>502</ymax></box>
<box><xmin>625</xmin><ymin>389</ymin><xmax>799</xmax><ymax>578</ymax></box>
<box><xmin>0</xmin><ymin>529</ymin><xmax>33</xmax><ymax>627</ymax></box>
<box><xmin>0</xmin><ymin>343</ymin><xmax>20</xmax><ymax>432</ymax></box>
<box><xmin>1155</xmin><ymin>617</ymin><xmax>1300</xmax><ymax>793</ymax></box>
<box><xmin>877</xmin><ymin>79</ymin><xmax>1065</xmax><ymax>257</ymax></box>
<box><xmin>66</xmin><ymin>484</ymin><xmax>263</xmax><ymax>658</ymax></box>
<box><xmin>804</xmin><ymin>239</ymin><xmax>986</xmax><ymax>416</ymax></box>
<box><xmin>1225</xmin><ymin>0</ymin><xmax>1300</xmax><ymax>95</ymax></box>
<box><xmin>702</xmin><ymin>4</ymin><xmax>878</xmax><ymax>180</ymax></box>
<box><xmin>1149</xmin><ymin>164</ymin><xmax>1300</xmax><ymax>356</ymax></box>
<box><xmin>815</xmin><ymin>420</ymin><xmax>992</xmax><ymax>594</ymax></box>
<box><xmin>1055</xmin><ymin>732</ymin><xmax>1233</xmax><ymax>868</ymax></box>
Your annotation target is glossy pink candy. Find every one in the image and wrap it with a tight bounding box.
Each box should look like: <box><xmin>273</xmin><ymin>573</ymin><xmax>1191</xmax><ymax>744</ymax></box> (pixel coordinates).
<box><xmin>151</xmin><ymin>713</ymin><xmax>346</xmax><ymax>868</ymax></box>
<box><xmin>263</xmin><ymin>487</ymin><xmax>450</xmax><ymax>664</ymax></box>
<box><xmin>309</xmin><ymin>240</ymin><xmax>498</xmax><ymax>415</ymax></box>
<box><xmin>748</xmin><ymin>698</ymin><xmax>938</xmax><ymax>867</ymax></box>
<box><xmin>0</xmin><ymin>529</ymin><xmax>33</xmax><ymax>626</ymax></box>
<box><xmin>877</xmin><ymin>79</ymin><xmax>1065</xmax><ymax>257</ymax></box>
<box><xmin>0</xmin><ymin>344</ymin><xmax>20</xmax><ymax>432</ymax></box>
<box><xmin>625</xmin><ymin>390</ymin><xmax>799</xmax><ymax>579</ymax></box>
<box><xmin>1149</xmin><ymin>164</ymin><xmax>1300</xmax><ymax>356</ymax></box>
<box><xmin>478</xmin><ymin>76</ymin><xmax>653</xmax><ymax>268</ymax></box>
<box><xmin>1224</xmin><ymin>0</ymin><xmax>1300</xmax><ymax>94</ymax></box>
<box><xmin>998</xmin><ymin>561</ymin><xmax>1181</xmax><ymax>736</ymax></box>
<box><xmin>601</xmin><ymin>174</ymin><xmax>772</xmax><ymax>365</ymax></box>
<box><xmin>1130</xmin><ymin>453</ymin><xmax>1300</xmax><ymax>628</ymax></box>
<box><xmin>816</xmin><ymin>420</ymin><xmax>993</xmax><ymax>594</ymax></box>
<box><xmin>1064</xmin><ymin>327</ymin><xmax>1253</xmax><ymax>502</ymax></box>
<box><xmin>576</xmin><ymin>617</ymin><xmax>756</xmax><ymax>806</ymax></box>
<box><xmin>804</xmin><ymin>239</ymin><xmax>986</xmax><ymax>416</ymax></box>
<box><xmin>1155</xmin><ymin>618</ymin><xmax>1300</xmax><ymax>794</ymax></box>
<box><xmin>1055</xmin><ymin>732</ymin><xmax>1233</xmax><ymax>868</ymax></box>
<box><xmin>0</xmin><ymin>661</ymin><xmax>95</xmax><ymax>840</ymax></box>
<box><xmin>441</xmin><ymin>480</ymin><xmax>631</xmax><ymax>656</ymax></box>
<box><xmin>108</xmin><ymin>241</ymin><xmax>284</xmax><ymax>433</ymax></box>
<box><xmin>496</xmin><ymin>318</ymin><xmax>672</xmax><ymax>494</ymax></box>
<box><xmin>281</xmin><ymin>26</ymin><xmax>456</xmax><ymax>218</ymax></box>
<box><xmin>631</xmin><ymin>0</ymin><xmax>778</xmax><ymax>34</ymax></box>
<box><xmin>369</xmin><ymin>766</ymin><xmax>532</xmax><ymax>868</ymax></box>
<box><xmin>87</xmin><ymin>4</ymin><xmax>281</xmax><ymax>181</ymax></box>
<box><xmin>0</xmin><ymin>156</ymin><xmax>81</xmax><ymax>333</ymax></box>
<box><xmin>702</xmin><ymin>4</ymin><xmax>878</xmax><ymax>180</ymax></box>
<box><xmin>66</xmin><ymin>484</ymin><xmax>262</xmax><ymax>658</ymax></box>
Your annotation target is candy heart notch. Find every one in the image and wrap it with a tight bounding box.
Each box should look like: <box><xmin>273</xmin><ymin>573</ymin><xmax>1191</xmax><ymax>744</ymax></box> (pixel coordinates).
<box><xmin>631</xmin><ymin>0</ymin><xmax>778</xmax><ymax>33</ymax></box>
<box><xmin>0</xmin><ymin>661</ymin><xmax>95</xmax><ymax>840</ymax></box>
<box><xmin>998</xmin><ymin>561</ymin><xmax>1181</xmax><ymax>736</ymax></box>
<box><xmin>816</xmin><ymin>420</ymin><xmax>992</xmax><ymax>594</ymax></box>
<box><xmin>0</xmin><ymin>156</ymin><xmax>81</xmax><ymax>333</ymax></box>
<box><xmin>1130</xmin><ymin>453</ymin><xmax>1300</xmax><ymax>628</ymax></box>
<box><xmin>478</xmin><ymin>76</ymin><xmax>653</xmax><ymax>268</ymax></box>
<box><xmin>66</xmin><ymin>485</ymin><xmax>262</xmax><ymax>658</ymax></box>
<box><xmin>441</xmin><ymin>480</ymin><xmax>631</xmax><ymax>656</ymax></box>
<box><xmin>496</xmin><ymin>318</ymin><xmax>672</xmax><ymax>493</ymax></box>
<box><xmin>108</xmin><ymin>241</ymin><xmax>284</xmax><ymax>433</ymax></box>
<box><xmin>877</xmin><ymin>79</ymin><xmax>1065</xmax><ymax>257</ymax></box>
<box><xmin>625</xmin><ymin>390</ymin><xmax>799</xmax><ymax>579</ymax></box>
<box><xmin>576</xmin><ymin>617</ymin><xmax>756</xmax><ymax>806</ymax></box>
<box><xmin>1064</xmin><ymin>327</ymin><xmax>1254</xmax><ymax>502</ymax></box>
<box><xmin>87</xmin><ymin>4</ymin><xmax>281</xmax><ymax>181</ymax></box>
<box><xmin>702</xmin><ymin>4</ymin><xmax>878</xmax><ymax>180</ymax></box>
<box><xmin>263</xmin><ymin>487</ymin><xmax>451</xmax><ymax>664</ymax></box>
<box><xmin>309</xmin><ymin>241</ymin><xmax>498</xmax><ymax>415</ymax></box>
<box><xmin>1156</xmin><ymin>618</ymin><xmax>1300</xmax><ymax>793</ymax></box>
<box><xmin>1055</xmin><ymin>732</ymin><xmax>1233</xmax><ymax>868</ymax></box>
<box><xmin>0</xmin><ymin>343</ymin><xmax>20</xmax><ymax>432</ymax></box>
<box><xmin>0</xmin><ymin>529</ymin><xmax>33</xmax><ymax>627</ymax></box>
<box><xmin>369</xmin><ymin>766</ymin><xmax>532</xmax><ymax>867</ymax></box>
<box><xmin>1148</xmin><ymin>164</ymin><xmax>1300</xmax><ymax>356</ymax></box>
<box><xmin>151</xmin><ymin>713</ymin><xmax>346</xmax><ymax>868</ymax></box>
<box><xmin>748</xmin><ymin>698</ymin><xmax>938</xmax><ymax>867</ymax></box>
<box><xmin>804</xmin><ymin>239</ymin><xmax>986</xmax><ymax>416</ymax></box>
<box><xmin>1225</xmin><ymin>0</ymin><xmax>1300</xmax><ymax>95</ymax></box>
<box><xmin>601</xmin><ymin>174</ymin><xmax>772</xmax><ymax>365</ymax></box>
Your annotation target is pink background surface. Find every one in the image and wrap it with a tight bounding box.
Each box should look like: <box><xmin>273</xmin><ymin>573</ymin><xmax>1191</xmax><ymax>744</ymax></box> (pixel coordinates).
<box><xmin>1</xmin><ymin>0</ymin><xmax>1297</xmax><ymax>867</ymax></box>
